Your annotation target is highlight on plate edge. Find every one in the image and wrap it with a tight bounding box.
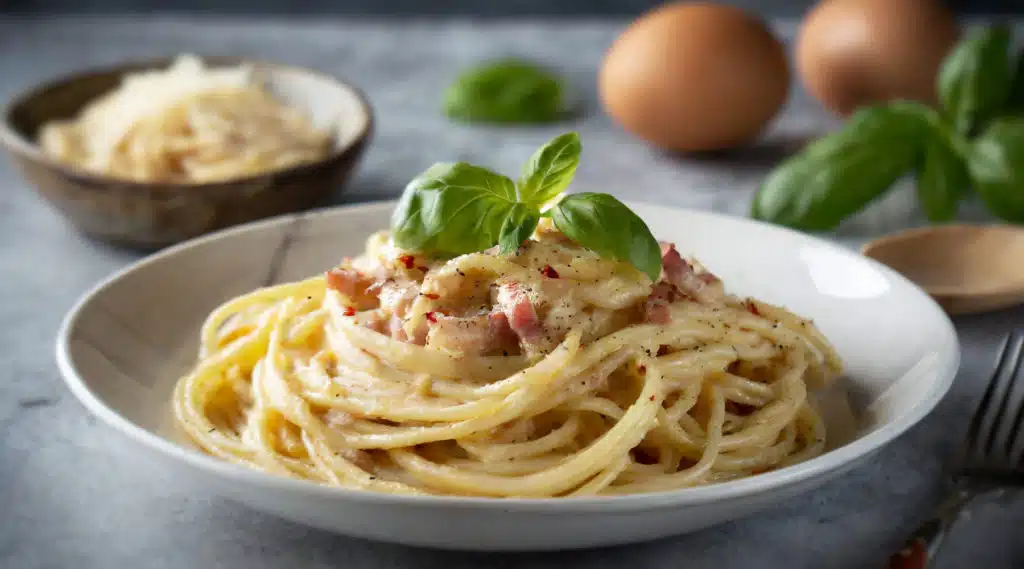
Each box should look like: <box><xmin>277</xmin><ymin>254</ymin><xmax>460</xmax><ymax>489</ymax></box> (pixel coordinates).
<box><xmin>172</xmin><ymin>132</ymin><xmax>844</xmax><ymax>498</ymax></box>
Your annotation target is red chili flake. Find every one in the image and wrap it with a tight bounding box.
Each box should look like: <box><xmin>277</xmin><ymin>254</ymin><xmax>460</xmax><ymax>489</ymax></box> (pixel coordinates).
<box><xmin>343</xmin><ymin>306</ymin><xmax>356</xmax><ymax>317</ymax></box>
<box><xmin>425</xmin><ymin>311</ymin><xmax>439</xmax><ymax>323</ymax></box>
<box><xmin>422</xmin><ymin>293</ymin><xmax>440</xmax><ymax>300</ymax></box>
<box><xmin>398</xmin><ymin>254</ymin><xmax>415</xmax><ymax>269</ymax></box>
<box><xmin>417</xmin><ymin>266</ymin><xmax>429</xmax><ymax>272</ymax></box>
<box><xmin>539</xmin><ymin>265</ymin><xmax>560</xmax><ymax>279</ymax></box>
<box><xmin>657</xmin><ymin>345</ymin><xmax>670</xmax><ymax>356</ymax></box>
<box><xmin>648</xmin><ymin>395</ymin><xmax>656</xmax><ymax>401</ymax></box>
<box><xmin>638</xmin><ymin>365</ymin><xmax>647</xmax><ymax>374</ymax></box>
<box><xmin>746</xmin><ymin>299</ymin><xmax>760</xmax><ymax>316</ymax></box>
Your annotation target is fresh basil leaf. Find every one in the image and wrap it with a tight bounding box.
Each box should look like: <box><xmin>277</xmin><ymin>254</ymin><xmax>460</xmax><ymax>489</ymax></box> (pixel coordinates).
<box><xmin>517</xmin><ymin>132</ymin><xmax>582</xmax><ymax>206</ymax></box>
<box><xmin>391</xmin><ymin>162</ymin><xmax>519</xmax><ymax>255</ymax></box>
<box><xmin>391</xmin><ymin>167</ymin><xmax>436</xmax><ymax>251</ymax></box>
<box><xmin>1009</xmin><ymin>49</ymin><xmax>1024</xmax><ymax>112</ymax></box>
<box><xmin>968</xmin><ymin>117</ymin><xmax>1024</xmax><ymax>222</ymax></box>
<box><xmin>916</xmin><ymin>132</ymin><xmax>970</xmax><ymax>222</ymax></box>
<box><xmin>551</xmin><ymin>193</ymin><xmax>661</xmax><ymax>281</ymax></box>
<box><xmin>444</xmin><ymin>59</ymin><xmax>567</xmax><ymax>124</ymax></box>
<box><xmin>938</xmin><ymin>25</ymin><xmax>1013</xmax><ymax>136</ymax></box>
<box><xmin>498</xmin><ymin>203</ymin><xmax>541</xmax><ymax>255</ymax></box>
<box><xmin>752</xmin><ymin>104</ymin><xmax>931</xmax><ymax>231</ymax></box>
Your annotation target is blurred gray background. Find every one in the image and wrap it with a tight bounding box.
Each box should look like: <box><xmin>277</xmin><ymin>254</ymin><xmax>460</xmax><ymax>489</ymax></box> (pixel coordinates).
<box><xmin>4</xmin><ymin>0</ymin><xmax>1021</xmax><ymax>15</ymax></box>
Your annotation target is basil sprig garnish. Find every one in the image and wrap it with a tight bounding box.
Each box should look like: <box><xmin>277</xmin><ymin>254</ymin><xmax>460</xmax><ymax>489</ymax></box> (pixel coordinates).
<box><xmin>391</xmin><ymin>132</ymin><xmax>662</xmax><ymax>280</ymax></box>
<box><xmin>752</xmin><ymin>24</ymin><xmax>1024</xmax><ymax>230</ymax></box>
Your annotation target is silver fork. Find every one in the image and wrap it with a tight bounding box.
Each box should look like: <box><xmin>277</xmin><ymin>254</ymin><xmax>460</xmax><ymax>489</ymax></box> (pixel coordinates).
<box><xmin>886</xmin><ymin>331</ymin><xmax>1024</xmax><ymax>569</ymax></box>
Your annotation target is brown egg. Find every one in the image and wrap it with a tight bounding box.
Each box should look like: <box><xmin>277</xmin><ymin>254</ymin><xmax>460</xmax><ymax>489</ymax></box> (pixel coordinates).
<box><xmin>599</xmin><ymin>2</ymin><xmax>790</xmax><ymax>153</ymax></box>
<box><xmin>796</xmin><ymin>0</ymin><xmax>960</xmax><ymax>116</ymax></box>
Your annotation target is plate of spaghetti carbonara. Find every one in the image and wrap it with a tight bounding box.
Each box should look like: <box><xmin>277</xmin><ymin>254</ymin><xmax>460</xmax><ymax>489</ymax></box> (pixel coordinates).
<box><xmin>57</xmin><ymin>133</ymin><xmax>958</xmax><ymax>550</ymax></box>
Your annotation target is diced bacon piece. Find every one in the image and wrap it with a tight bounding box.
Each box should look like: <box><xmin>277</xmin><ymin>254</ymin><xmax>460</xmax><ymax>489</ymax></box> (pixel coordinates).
<box><xmin>657</xmin><ymin>242</ymin><xmax>723</xmax><ymax>303</ymax></box>
<box><xmin>645</xmin><ymin>300</ymin><xmax>672</xmax><ymax>324</ymax></box>
<box><xmin>659</xmin><ymin>241</ymin><xmax>687</xmax><ymax>286</ymax></box>
<box><xmin>487</xmin><ymin>312</ymin><xmax>519</xmax><ymax>350</ymax></box>
<box><xmin>644</xmin><ymin>282</ymin><xmax>678</xmax><ymax>324</ymax></box>
<box><xmin>495</xmin><ymin>282</ymin><xmax>543</xmax><ymax>345</ymax></box>
<box><xmin>425</xmin><ymin>311</ymin><xmax>519</xmax><ymax>355</ymax></box>
<box><xmin>326</xmin><ymin>268</ymin><xmax>373</xmax><ymax>298</ymax></box>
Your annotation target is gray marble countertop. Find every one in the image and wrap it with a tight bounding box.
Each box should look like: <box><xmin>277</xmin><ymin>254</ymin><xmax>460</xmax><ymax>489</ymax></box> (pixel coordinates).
<box><xmin>2</xmin><ymin>16</ymin><xmax>1023</xmax><ymax>569</ymax></box>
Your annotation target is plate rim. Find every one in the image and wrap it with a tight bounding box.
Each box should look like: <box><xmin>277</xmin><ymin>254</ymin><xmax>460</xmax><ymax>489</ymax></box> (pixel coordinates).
<box><xmin>55</xmin><ymin>200</ymin><xmax>961</xmax><ymax>512</ymax></box>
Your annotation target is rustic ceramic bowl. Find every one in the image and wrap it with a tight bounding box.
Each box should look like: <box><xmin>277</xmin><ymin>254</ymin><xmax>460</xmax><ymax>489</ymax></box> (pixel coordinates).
<box><xmin>0</xmin><ymin>57</ymin><xmax>373</xmax><ymax>249</ymax></box>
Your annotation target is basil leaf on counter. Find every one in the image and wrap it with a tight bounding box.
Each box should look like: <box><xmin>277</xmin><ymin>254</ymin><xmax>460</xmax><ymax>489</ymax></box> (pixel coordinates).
<box><xmin>916</xmin><ymin>131</ymin><xmax>970</xmax><ymax>223</ymax></box>
<box><xmin>517</xmin><ymin>132</ymin><xmax>582</xmax><ymax>206</ymax></box>
<box><xmin>968</xmin><ymin>117</ymin><xmax>1024</xmax><ymax>222</ymax></box>
<box><xmin>391</xmin><ymin>162</ymin><xmax>518</xmax><ymax>255</ymax></box>
<box><xmin>550</xmin><ymin>193</ymin><xmax>662</xmax><ymax>281</ymax></box>
<box><xmin>1009</xmin><ymin>50</ymin><xmax>1024</xmax><ymax>112</ymax></box>
<box><xmin>752</xmin><ymin>104</ymin><xmax>931</xmax><ymax>231</ymax></box>
<box><xmin>443</xmin><ymin>59</ymin><xmax>567</xmax><ymax>124</ymax></box>
<box><xmin>498</xmin><ymin>203</ymin><xmax>540</xmax><ymax>255</ymax></box>
<box><xmin>938</xmin><ymin>25</ymin><xmax>1013</xmax><ymax>135</ymax></box>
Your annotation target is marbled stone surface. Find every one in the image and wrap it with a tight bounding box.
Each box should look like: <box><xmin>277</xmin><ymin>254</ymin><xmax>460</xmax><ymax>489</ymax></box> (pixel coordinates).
<box><xmin>1</xmin><ymin>17</ymin><xmax>1022</xmax><ymax>569</ymax></box>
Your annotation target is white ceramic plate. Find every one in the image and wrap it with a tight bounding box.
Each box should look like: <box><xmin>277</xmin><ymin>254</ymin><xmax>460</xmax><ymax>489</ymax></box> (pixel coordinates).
<box><xmin>56</xmin><ymin>201</ymin><xmax>960</xmax><ymax>551</ymax></box>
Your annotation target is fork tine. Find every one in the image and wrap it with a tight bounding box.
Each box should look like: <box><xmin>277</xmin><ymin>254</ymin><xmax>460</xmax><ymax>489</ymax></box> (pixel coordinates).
<box><xmin>963</xmin><ymin>333</ymin><xmax>1020</xmax><ymax>467</ymax></box>
<box><xmin>1002</xmin><ymin>334</ymin><xmax>1024</xmax><ymax>468</ymax></box>
<box><xmin>990</xmin><ymin>332</ymin><xmax>1024</xmax><ymax>457</ymax></box>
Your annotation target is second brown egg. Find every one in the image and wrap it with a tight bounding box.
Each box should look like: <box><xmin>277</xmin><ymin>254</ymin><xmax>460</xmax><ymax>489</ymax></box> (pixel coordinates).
<box><xmin>599</xmin><ymin>2</ymin><xmax>790</xmax><ymax>153</ymax></box>
<box><xmin>795</xmin><ymin>0</ymin><xmax>960</xmax><ymax>116</ymax></box>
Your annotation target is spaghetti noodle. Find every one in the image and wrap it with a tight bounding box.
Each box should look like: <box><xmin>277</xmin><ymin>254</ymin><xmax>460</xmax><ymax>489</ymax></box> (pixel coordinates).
<box><xmin>173</xmin><ymin>219</ymin><xmax>842</xmax><ymax>497</ymax></box>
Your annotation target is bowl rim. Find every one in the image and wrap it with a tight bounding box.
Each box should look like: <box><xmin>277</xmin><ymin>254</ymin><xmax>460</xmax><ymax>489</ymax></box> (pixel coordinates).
<box><xmin>0</xmin><ymin>55</ymin><xmax>375</xmax><ymax>190</ymax></box>
<box><xmin>55</xmin><ymin>200</ymin><xmax>961</xmax><ymax>512</ymax></box>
